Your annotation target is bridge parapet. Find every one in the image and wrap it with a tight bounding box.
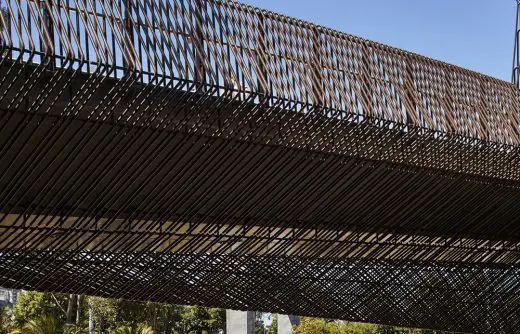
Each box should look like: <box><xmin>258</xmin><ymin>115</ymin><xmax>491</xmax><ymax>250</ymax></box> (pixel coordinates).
<box><xmin>1</xmin><ymin>0</ymin><xmax>519</xmax><ymax>146</ymax></box>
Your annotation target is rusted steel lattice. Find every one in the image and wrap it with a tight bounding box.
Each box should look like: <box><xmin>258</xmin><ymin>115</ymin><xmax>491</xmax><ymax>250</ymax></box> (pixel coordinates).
<box><xmin>1</xmin><ymin>1</ymin><xmax>520</xmax><ymax>333</ymax></box>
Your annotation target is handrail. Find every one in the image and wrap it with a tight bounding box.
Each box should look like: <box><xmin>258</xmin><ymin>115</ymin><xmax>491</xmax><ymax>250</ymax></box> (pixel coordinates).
<box><xmin>1</xmin><ymin>0</ymin><xmax>519</xmax><ymax>146</ymax></box>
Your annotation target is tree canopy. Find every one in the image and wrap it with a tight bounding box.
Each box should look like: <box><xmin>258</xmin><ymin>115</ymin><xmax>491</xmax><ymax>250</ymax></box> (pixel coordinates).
<box><xmin>1</xmin><ymin>290</ymin><xmax>452</xmax><ymax>334</ymax></box>
<box><xmin>5</xmin><ymin>291</ymin><xmax>226</xmax><ymax>334</ymax></box>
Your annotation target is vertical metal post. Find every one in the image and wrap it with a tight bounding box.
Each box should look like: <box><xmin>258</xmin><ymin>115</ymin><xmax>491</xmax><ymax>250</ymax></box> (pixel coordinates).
<box><xmin>361</xmin><ymin>46</ymin><xmax>373</xmax><ymax>117</ymax></box>
<box><xmin>512</xmin><ymin>0</ymin><xmax>520</xmax><ymax>88</ymax></box>
<box><xmin>312</xmin><ymin>27</ymin><xmax>323</xmax><ymax>108</ymax></box>
<box><xmin>404</xmin><ymin>60</ymin><xmax>416</xmax><ymax>128</ymax></box>
<box><xmin>123</xmin><ymin>0</ymin><xmax>135</xmax><ymax>78</ymax></box>
<box><xmin>42</xmin><ymin>0</ymin><xmax>55</xmax><ymax>69</ymax></box>
<box><xmin>256</xmin><ymin>12</ymin><xmax>268</xmax><ymax>100</ymax></box>
<box><xmin>193</xmin><ymin>0</ymin><xmax>206</xmax><ymax>90</ymax></box>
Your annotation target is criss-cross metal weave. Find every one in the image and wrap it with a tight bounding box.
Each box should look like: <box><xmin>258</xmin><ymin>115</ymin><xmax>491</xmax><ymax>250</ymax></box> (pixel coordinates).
<box><xmin>1</xmin><ymin>1</ymin><xmax>520</xmax><ymax>333</ymax></box>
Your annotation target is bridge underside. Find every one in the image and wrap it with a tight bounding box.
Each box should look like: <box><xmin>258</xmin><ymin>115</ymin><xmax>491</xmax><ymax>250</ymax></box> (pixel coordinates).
<box><xmin>2</xmin><ymin>63</ymin><xmax>520</xmax><ymax>242</ymax></box>
<box><xmin>0</xmin><ymin>63</ymin><xmax>519</xmax><ymax>333</ymax></box>
<box><xmin>1</xmin><ymin>251</ymin><xmax>519</xmax><ymax>333</ymax></box>
<box><xmin>2</xmin><ymin>0</ymin><xmax>520</xmax><ymax>333</ymax></box>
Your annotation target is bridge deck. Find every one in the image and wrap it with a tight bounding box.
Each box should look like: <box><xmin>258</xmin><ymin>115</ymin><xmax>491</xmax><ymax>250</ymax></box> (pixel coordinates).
<box><xmin>1</xmin><ymin>1</ymin><xmax>520</xmax><ymax>333</ymax></box>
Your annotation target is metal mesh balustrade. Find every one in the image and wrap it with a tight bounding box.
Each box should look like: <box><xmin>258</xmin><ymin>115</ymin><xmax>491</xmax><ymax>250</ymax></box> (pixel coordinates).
<box><xmin>1</xmin><ymin>1</ymin><xmax>520</xmax><ymax>333</ymax></box>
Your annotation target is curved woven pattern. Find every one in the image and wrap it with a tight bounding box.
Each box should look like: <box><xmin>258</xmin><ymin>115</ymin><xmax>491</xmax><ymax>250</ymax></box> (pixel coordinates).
<box><xmin>1</xmin><ymin>1</ymin><xmax>520</xmax><ymax>333</ymax></box>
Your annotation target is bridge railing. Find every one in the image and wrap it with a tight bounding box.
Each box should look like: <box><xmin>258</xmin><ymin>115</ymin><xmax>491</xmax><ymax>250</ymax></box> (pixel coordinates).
<box><xmin>1</xmin><ymin>0</ymin><xmax>520</xmax><ymax>145</ymax></box>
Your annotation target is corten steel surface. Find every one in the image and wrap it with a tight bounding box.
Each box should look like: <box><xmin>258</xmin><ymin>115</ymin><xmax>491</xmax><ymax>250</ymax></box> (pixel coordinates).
<box><xmin>1</xmin><ymin>1</ymin><xmax>520</xmax><ymax>333</ymax></box>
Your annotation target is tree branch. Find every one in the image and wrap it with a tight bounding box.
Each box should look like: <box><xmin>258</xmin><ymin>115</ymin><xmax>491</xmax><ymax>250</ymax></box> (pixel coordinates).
<box><xmin>50</xmin><ymin>293</ymin><xmax>67</xmax><ymax>314</ymax></box>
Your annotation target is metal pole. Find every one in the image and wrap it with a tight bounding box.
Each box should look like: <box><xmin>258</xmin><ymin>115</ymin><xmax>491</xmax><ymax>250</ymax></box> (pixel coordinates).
<box><xmin>312</xmin><ymin>27</ymin><xmax>323</xmax><ymax>108</ymax></box>
<box><xmin>43</xmin><ymin>0</ymin><xmax>55</xmax><ymax>69</ymax></box>
<box><xmin>512</xmin><ymin>0</ymin><xmax>520</xmax><ymax>87</ymax></box>
<box><xmin>123</xmin><ymin>0</ymin><xmax>135</xmax><ymax>78</ymax></box>
<box><xmin>193</xmin><ymin>0</ymin><xmax>206</xmax><ymax>90</ymax></box>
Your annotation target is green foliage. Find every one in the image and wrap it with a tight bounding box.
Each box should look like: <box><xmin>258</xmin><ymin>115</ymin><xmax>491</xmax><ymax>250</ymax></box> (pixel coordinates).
<box><xmin>0</xmin><ymin>305</ymin><xmax>12</xmax><ymax>334</ymax></box>
<box><xmin>87</xmin><ymin>296</ymin><xmax>119</xmax><ymax>332</ymax></box>
<box><xmin>293</xmin><ymin>317</ymin><xmax>329</xmax><ymax>334</ymax></box>
<box><xmin>9</xmin><ymin>290</ymin><xmax>446</xmax><ymax>334</ymax></box>
<box><xmin>63</xmin><ymin>324</ymin><xmax>89</xmax><ymax>334</ymax></box>
<box><xmin>206</xmin><ymin>307</ymin><xmax>225</xmax><ymax>332</ymax></box>
<box><xmin>293</xmin><ymin>318</ymin><xmax>446</xmax><ymax>334</ymax></box>
<box><xmin>266</xmin><ymin>314</ymin><xmax>277</xmax><ymax>334</ymax></box>
<box><xmin>142</xmin><ymin>301</ymin><xmax>183</xmax><ymax>333</ymax></box>
<box><xmin>178</xmin><ymin>305</ymin><xmax>209</xmax><ymax>332</ymax></box>
<box><xmin>10</xmin><ymin>315</ymin><xmax>63</xmax><ymax>334</ymax></box>
<box><xmin>13</xmin><ymin>291</ymin><xmax>68</xmax><ymax>326</ymax></box>
<box><xmin>374</xmin><ymin>325</ymin><xmax>395</xmax><ymax>334</ymax></box>
<box><xmin>109</xmin><ymin>323</ymin><xmax>153</xmax><ymax>334</ymax></box>
<box><xmin>293</xmin><ymin>318</ymin><xmax>393</xmax><ymax>334</ymax></box>
<box><xmin>171</xmin><ymin>305</ymin><xmax>224</xmax><ymax>333</ymax></box>
<box><xmin>13</xmin><ymin>291</ymin><xmax>45</xmax><ymax>325</ymax></box>
<box><xmin>328</xmin><ymin>320</ymin><xmax>379</xmax><ymax>334</ymax></box>
<box><xmin>87</xmin><ymin>296</ymin><xmax>118</xmax><ymax>323</ymax></box>
<box><xmin>116</xmin><ymin>300</ymin><xmax>183</xmax><ymax>331</ymax></box>
<box><xmin>83</xmin><ymin>297</ymin><xmax>225</xmax><ymax>333</ymax></box>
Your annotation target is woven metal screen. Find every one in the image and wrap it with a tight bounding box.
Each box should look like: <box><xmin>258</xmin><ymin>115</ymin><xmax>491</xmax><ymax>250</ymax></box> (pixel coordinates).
<box><xmin>1</xmin><ymin>1</ymin><xmax>520</xmax><ymax>333</ymax></box>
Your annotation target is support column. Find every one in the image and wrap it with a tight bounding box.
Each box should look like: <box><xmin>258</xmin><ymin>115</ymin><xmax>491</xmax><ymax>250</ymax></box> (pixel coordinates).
<box><xmin>226</xmin><ymin>309</ymin><xmax>255</xmax><ymax>334</ymax></box>
<box><xmin>277</xmin><ymin>314</ymin><xmax>300</xmax><ymax>334</ymax></box>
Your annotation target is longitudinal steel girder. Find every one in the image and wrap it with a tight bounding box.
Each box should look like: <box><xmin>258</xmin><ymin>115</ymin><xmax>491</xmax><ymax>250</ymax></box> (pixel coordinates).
<box><xmin>1</xmin><ymin>1</ymin><xmax>520</xmax><ymax>333</ymax></box>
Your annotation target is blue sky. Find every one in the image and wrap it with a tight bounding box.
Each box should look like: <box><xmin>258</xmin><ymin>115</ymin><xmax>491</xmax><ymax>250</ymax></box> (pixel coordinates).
<box><xmin>240</xmin><ymin>0</ymin><xmax>515</xmax><ymax>82</ymax></box>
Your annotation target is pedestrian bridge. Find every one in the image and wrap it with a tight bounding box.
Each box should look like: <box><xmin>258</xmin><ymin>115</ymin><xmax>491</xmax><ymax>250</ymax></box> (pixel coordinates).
<box><xmin>1</xmin><ymin>1</ymin><xmax>520</xmax><ymax>333</ymax></box>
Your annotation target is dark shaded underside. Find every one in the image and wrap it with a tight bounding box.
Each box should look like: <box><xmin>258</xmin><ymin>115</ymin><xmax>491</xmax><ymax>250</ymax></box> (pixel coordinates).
<box><xmin>1</xmin><ymin>64</ymin><xmax>520</xmax><ymax>334</ymax></box>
